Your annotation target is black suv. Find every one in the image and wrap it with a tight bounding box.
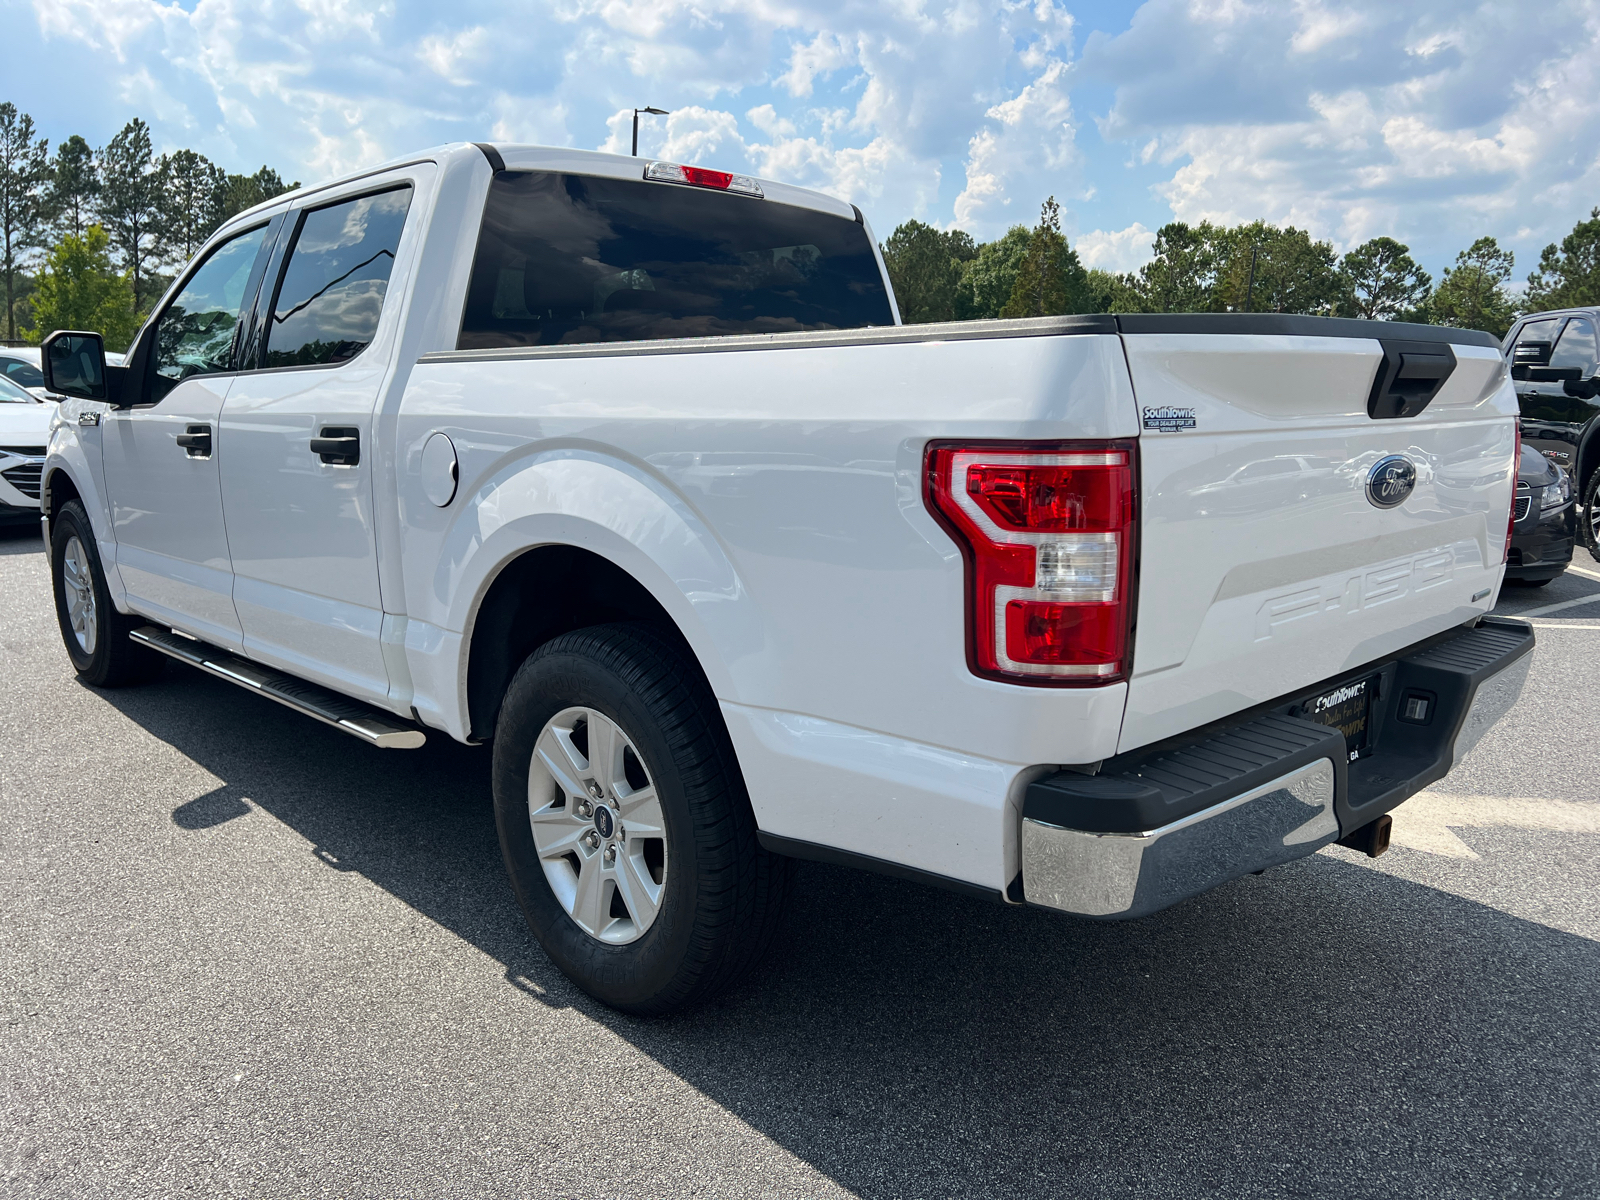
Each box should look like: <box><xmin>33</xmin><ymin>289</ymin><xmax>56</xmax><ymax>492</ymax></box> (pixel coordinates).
<box><xmin>1503</xmin><ymin>307</ymin><xmax>1600</xmax><ymax>556</ymax></box>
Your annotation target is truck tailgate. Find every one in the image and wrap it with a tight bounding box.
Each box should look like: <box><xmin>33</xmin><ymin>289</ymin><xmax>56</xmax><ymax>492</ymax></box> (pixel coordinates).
<box><xmin>1118</xmin><ymin>318</ymin><xmax>1515</xmax><ymax>754</ymax></box>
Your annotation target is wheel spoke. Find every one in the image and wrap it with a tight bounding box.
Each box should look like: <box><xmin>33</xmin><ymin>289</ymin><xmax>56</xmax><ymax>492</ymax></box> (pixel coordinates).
<box><xmin>584</xmin><ymin>710</ymin><xmax>624</xmax><ymax>795</ymax></box>
<box><xmin>534</xmin><ymin>723</ymin><xmax>589</xmax><ymax>802</ymax></box>
<box><xmin>617</xmin><ymin>786</ymin><xmax>664</xmax><ymax>837</ymax></box>
<box><xmin>569</xmin><ymin>851</ymin><xmax>608</xmax><ymax>934</ymax></box>
<box><xmin>614</xmin><ymin>848</ymin><xmax>662</xmax><ymax>928</ymax></box>
<box><xmin>528</xmin><ymin>805</ymin><xmax>590</xmax><ymax>858</ymax></box>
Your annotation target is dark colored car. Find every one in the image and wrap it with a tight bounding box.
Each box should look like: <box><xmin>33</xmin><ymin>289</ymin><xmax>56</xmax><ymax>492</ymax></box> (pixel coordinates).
<box><xmin>1503</xmin><ymin>307</ymin><xmax>1600</xmax><ymax>558</ymax></box>
<box><xmin>1506</xmin><ymin>443</ymin><xmax>1574</xmax><ymax>585</ymax></box>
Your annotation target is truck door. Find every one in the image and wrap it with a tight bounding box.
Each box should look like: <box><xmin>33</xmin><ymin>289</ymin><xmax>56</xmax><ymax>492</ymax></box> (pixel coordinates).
<box><xmin>101</xmin><ymin>221</ymin><xmax>274</xmax><ymax>650</ymax></box>
<box><xmin>1512</xmin><ymin>315</ymin><xmax>1600</xmax><ymax>472</ymax></box>
<box><xmin>219</xmin><ymin>180</ymin><xmax>416</xmax><ymax>705</ymax></box>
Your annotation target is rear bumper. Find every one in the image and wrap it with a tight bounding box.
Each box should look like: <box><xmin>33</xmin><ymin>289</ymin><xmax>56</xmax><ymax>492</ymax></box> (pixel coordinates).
<box><xmin>1021</xmin><ymin>617</ymin><xmax>1534</xmax><ymax>918</ymax></box>
<box><xmin>1507</xmin><ymin>500</ymin><xmax>1574</xmax><ymax>580</ymax></box>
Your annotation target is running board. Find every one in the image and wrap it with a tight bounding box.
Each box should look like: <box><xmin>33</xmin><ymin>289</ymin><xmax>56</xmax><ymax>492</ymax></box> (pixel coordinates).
<box><xmin>130</xmin><ymin>625</ymin><xmax>426</xmax><ymax>749</ymax></box>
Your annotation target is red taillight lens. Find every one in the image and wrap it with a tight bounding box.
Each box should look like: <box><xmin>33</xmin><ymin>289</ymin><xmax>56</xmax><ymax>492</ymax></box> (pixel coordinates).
<box><xmin>925</xmin><ymin>442</ymin><xmax>1137</xmax><ymax>684</ymax></box>
<box><xmin>1504</xmin><ymin>420</ymin><xmax>1520</xmax><ymax>564</ymax></box>
<box><xmin>643</xmin><ymin>160</ymin><xmax>764</xmax><ymax>197</ymax></box>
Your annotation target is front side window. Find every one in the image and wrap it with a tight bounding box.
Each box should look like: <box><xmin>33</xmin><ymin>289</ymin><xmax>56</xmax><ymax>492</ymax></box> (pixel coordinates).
<box><xmin>152</xmin><ymin>224</ymin><xmax>270</xmax><ymax>401</ymax></box>
<box><xmin>0</xmin><ymin>355</ymin><xmax>45</xmax><ymax>389</ymax></box>
<box><xmin>263</xmin><ymin>187</ymin><xmax>412</xmax><ymax>369</ymax></box>
<box><xmin>1550</xmin><ymin>317</ymin><xmax>1598</xmax><ymax>374</ymax></box>
<box><xmin>458</xmin><ymin>171</ymin><xmax>894</xmax><ymax>349</ymax></box>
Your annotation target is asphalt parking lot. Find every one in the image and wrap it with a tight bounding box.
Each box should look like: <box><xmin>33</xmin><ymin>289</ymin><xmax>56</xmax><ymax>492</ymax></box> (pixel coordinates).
<box><xmin>3</xmin><ymin>521</ymin><xmax>1599</xmax><ymax>1200</ymax></box>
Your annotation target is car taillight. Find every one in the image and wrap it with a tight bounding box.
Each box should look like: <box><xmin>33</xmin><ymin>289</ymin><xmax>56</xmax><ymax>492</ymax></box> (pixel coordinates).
<box><xmin>925</xmin><ymin>441</ymin><xmax>1137</xmax><ymax>685</ymax></box>
<box><xmin>644</xmin><ymin>160</ymin><xmax>764</xmax><ymax>197</ymax></box>
<box><xmin>1504</xmin><ymin>421</ymin><xmax>1520</xmax><ymax>564</ymax></box>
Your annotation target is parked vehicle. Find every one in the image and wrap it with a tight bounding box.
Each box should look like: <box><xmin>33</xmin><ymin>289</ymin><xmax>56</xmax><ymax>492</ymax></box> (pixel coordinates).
<box><xmin>0</xmin><ymin>373</ymin><xmax>48</xmax><ymax>523</ymax></box>
<box><xmin>39</xmin><ymin>143</ymin><xmax>1533</xmax><ymax>1014</ymax></box>
<box><xmin>1506</xmin><ymin>444</ymin><xmax>1575</xmax><ymax>586</ymax></box>
<box><xmin>0</xmin><ymin>346</ymin><xmax>124</xmax><ymax>402</ymax></box>
<box><xmin>1503</xmin><ymin>308</ymin><xmax>1600</xmax><ymax>557</ymax></box>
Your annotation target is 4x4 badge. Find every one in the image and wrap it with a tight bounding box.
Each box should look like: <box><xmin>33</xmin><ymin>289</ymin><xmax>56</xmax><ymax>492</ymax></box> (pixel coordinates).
<box><xmin>1366</xmin><ymin>455</ymin><xmax>1416</xmax><ymax>508</ymax></box>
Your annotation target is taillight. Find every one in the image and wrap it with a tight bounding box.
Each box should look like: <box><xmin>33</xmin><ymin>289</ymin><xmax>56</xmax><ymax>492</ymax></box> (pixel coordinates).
<box><xmin>925</xmin><ymin>441</ymin><xmax>1137</xmax><ymax>685</ymax></box>
<box><xmin>1504</xmin><ymin>421</ymin><xmax>1521</xmax><ymax>564</ymax></box>
<box><xmin>644</xmin><ymin>160</ymin><xmax>764</xmax><ymax>197</ymax></box>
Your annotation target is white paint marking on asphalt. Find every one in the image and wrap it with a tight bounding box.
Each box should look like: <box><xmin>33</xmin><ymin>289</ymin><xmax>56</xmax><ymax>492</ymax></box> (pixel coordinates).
<box><xmin>1565</xmin><ymin>563</ymin><xmax>1600</xmax><ymax>582</ymax></box>
<box><xmin>1529</xmin><ymin>621</ymin><xmax>1600</xmax><ymax>630</ymax></box>
<box><xmin>1388</xmin><ymin>792</ymin><xmax>1600</xmax><ymax>859</ymax></box>
<box><xmin>1516</xmin><ymin>591</ymin><xmax>1600</xmax><ymax>619</ymax></box>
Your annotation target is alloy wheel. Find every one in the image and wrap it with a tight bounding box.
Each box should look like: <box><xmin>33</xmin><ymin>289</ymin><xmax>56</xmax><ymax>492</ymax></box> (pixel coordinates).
<box><xmin>527</xmin><ymin>706</ymin><xmax>668</xmax><ymax>945</ymax></box>
<box><xmin>61</xmin><ymin>535</ymin><xmax>97</xmax><ymax>655</ymax></box>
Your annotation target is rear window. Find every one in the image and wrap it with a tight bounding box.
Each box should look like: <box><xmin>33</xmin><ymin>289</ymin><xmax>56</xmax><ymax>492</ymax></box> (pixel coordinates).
<box><xmin>458</xmin><ymin>171</ymin><xmax>893</xmax><ymax>349</ymax></box>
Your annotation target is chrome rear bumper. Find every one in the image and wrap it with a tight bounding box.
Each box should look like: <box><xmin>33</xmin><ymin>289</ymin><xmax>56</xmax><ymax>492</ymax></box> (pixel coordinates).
<box><xmin>1020</xmin><ymin>617</ymin><xmax>1533</xmax><ymax>919</ymax></box>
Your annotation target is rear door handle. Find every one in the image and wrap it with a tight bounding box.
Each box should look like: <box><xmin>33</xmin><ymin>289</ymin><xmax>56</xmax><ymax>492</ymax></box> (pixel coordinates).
<box><xmin>310</xmin><ymin>426</ymin><xmax>360</xmax><ymax>466</ymax></box>
<box><xmin>175</xmin><ymin>424</ymin><xmax>212</xmax><ymax>457</ymax></box>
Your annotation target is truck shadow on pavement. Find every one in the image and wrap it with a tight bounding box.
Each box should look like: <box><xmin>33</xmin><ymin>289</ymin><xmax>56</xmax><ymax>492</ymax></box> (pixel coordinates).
<box><xmin>100</xmin><ymin>662</ymin><xmax>1598</xmax><ymax>1200</ymax></box>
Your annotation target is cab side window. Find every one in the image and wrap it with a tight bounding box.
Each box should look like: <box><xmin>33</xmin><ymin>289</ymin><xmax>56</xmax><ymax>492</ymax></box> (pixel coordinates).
<box><xmin>1550</xmin><ymin>317</ymin><xmax>1597</xmax><ymax>375</ymax></box>
<box><xmin>263</xmin><ymin>187</ymin><xmax>412</xmax><ymax>369</ymax></box>
<box><xmin>151</xmin><ymin>224</ymin><xmax>270</xmax><ymax>402</ymax></box>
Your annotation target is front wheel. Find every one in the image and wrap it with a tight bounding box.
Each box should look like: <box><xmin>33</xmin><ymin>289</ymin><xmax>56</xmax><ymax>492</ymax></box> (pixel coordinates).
<box><xmin>492</xmin><ymin>623</ymin><xmax>792</xmax><ymax>1015</ymax></box>
<box><xmin>1583</xmin><ymin>469</ymin><xmax>1600</xmax><ymax>562</ymax></box>
<box><xmin>50</xmin><ymin>500</ymin><xmax>165</xmax><ymax>687</ymax></box>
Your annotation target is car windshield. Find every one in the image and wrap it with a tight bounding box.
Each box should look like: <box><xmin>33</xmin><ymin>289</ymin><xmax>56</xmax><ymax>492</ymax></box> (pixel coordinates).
<box><xmin>0</xmin><ymin>373</ymin><xmax>37</xmax><ymax>403</ymax></box>
<box><xmin>0</xmin><ymin>353</ymin><xmax>45</xmax><ymax>389</ymax></box>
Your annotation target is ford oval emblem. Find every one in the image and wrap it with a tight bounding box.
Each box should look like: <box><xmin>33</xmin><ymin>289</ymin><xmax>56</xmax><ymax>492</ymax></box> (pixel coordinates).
<box><xmin>1366</xmin><ymin>455</ymin><xmax>1416</xmax><ymax>509</ymax></box>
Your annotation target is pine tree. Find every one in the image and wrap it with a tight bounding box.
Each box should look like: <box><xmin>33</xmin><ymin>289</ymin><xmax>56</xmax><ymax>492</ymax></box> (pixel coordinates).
<box><xmin>45</xmin><ymin>134</ymin><xmax>99</xmax><ymax>240</ymax></box>
<box><xmin>999</xmin><ymin>197</ymin><xmax>1092</xmax><ymax>318</ymax></box>
<box><xmin>155</xmin><ymin>148</ymin><xmax>227</xmax><ymax>267</ymax></box>
<box><xmin>881</xmin><ymin>220</ymin><xmax>972</xmax><ymax>323</ymax></box>
<box><xmin>0</xmin><ymin>102</ymin><xmax>50</xmax><ymax>342</ymax></box>
<box><xmin>1430</xmin><ymin>237</ymin><xmax>1517</xmax><ymax>338</ymax></box>
<box><xmin>1338</xmin><ymin>237</ymin><xmax>1432</xmax><ymax>321</ymax></box>
<box><xmin>220</xmin><ymin>166</ymin><xmax>296</xmax><ymax>221</ymax></box>
<box><xmin>97</xmin><ymin>119</ymin><xmax>161</xmax><ymax>314</ymax></box>
<box><xmin>1524</xmin><ymin>208</ymin><xmax>1600</xmax><ymax>312</ymax></box>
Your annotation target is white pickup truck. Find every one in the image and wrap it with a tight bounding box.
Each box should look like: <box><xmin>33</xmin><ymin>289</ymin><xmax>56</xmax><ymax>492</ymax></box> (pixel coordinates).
<box><xmin>40</xmin><ymin>142</ymin><xmax>1533</xmax><ymax>1014</ymax></box>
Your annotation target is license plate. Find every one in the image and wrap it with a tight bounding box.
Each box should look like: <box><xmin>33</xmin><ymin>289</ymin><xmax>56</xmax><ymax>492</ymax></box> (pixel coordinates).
<box><xmin>1298</xmin><ymin>676</ymin><xmax>1377</xmax><ymax>761</ymax></box>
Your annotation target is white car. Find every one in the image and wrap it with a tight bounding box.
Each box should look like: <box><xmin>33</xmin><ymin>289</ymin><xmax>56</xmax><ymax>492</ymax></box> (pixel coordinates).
<box><xmin>0</xmin><ymin>372</ymin><xmax>48</xmax><ymax>522</ymax></box>
<box><xmin>1</xmin><ymin>345</ymin><xmax>124</xmax><ymax>401</ymax></box>
<box><xmin>39</xmin><ymin>142</ymin><xmax>1534</xmax><ymax>1014</ymax></box>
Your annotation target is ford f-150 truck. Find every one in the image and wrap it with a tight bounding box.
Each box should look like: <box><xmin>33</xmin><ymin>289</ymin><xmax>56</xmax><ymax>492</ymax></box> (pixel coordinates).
<box><xmin>39</xmin><ymin>142</ymin><xmax>1533</xmax><ymax>1014</ymax></box>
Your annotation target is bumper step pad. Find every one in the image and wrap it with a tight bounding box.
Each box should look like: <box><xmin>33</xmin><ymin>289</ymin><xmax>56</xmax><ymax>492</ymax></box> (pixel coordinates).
<box><xmin>130</xmin><ymin>625</ymin><xmax>426</xmax><ymax>749</ymax></box>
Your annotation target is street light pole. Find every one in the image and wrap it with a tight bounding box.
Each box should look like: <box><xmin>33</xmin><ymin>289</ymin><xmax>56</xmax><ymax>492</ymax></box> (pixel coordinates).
<box><xmin>632</xmin><ymin>107</ymin><xmax>669</xmax><ymax>157</ymax></box>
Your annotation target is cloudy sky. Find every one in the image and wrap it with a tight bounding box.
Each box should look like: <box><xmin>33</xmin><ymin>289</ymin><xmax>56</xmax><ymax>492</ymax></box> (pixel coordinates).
<box><xmin>6</xmin><ymin>0</ymin><xmax>1598</xmax><ymax>282</ymax></box>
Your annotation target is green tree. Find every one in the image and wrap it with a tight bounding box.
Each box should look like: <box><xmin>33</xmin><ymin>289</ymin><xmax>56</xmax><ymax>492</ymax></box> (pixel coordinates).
<box><xmin>220</xmin><ymin>165</ymin><xmax>296</xmax><ymax>221</ymax></box>
<box><xmin>1524</xmin><ymin>208</ymin><xmax>1600</xmax><ymax>312</ymax></box>
<box><xmin>0</xmin><ymin>102</ymin><xmax>50</xmax><ymax>342</ymax></box>
<box><xmin>45</xmin><ymin>134</ymin><xmax>99</xmax><ymax>240</ymax></box>
<box><xmin>881</xmin><ymin>220</ymin><xmax>974</xmax><ymax>323</ymax></box>
<box><xmin>1430</xmin><ymin>236</ymin><xmax>1517</xmax><ymax>338</ymax></box>
<box><xmin>1337</xmin><ymin>236</ymin><xmax>1432</xmax><ymax>320</ymax></box>
<box><xmin>97</xmin><ymin>119</ymin><xmax>161</xmax><ymax>313</ymax></box>
<box><xmin>1213</xmin><ymin>221</ymin><xmax>1341</xmax><ymax>314</ymax></box>
<box><xmin>960</xmin><ymin>225</ymin><xmax>1031</xmax><ymax>319</ymax></box>
<box><xmin>155</xmin><ymin>148</ymin><xmax>227</xmax><ymax>267</ymax></box>
<box><xmin>999</xmin><ymin>197</ymin><xmax>1093</xmax><ymax>318</ymax></box>
<box><xmin>25</xmin><ymin>225</ymin><xmax>141</xmax><ymax>351</ymax></box>
<box><xmin>1124</xmin><ymin>221</ymin><xmax>1220</xmax><ymax>313</ymax></box>
<box><xmin>1085</xmin><ymin>267</ymin><xmax>1144</xmax><ymax>313</ymax></box>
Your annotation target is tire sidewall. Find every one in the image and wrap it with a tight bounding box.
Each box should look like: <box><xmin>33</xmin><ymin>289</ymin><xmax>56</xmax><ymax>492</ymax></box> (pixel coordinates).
<box><xmin>50</xmin><ymin>502</ymin><xmax>111</xmax><ymax>681</ymax></box>
<box><xmin>492</xmin><ymin>633</ymin><xmax>704</xmax><ymax>1011</ymax></box>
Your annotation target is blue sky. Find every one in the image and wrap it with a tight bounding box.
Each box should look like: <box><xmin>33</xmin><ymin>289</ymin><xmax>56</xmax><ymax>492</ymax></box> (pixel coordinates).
<box><xmin>6</xmin><ymin>0</ymin><xmax>1598</xmax><ymax>285</ymax></box>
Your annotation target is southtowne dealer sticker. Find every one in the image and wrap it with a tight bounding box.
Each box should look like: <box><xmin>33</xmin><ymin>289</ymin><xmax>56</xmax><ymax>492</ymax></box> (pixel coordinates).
<box><xmin>1142</xmin><ymin>406</ymin><xmax>1197</xmax><ymax>432</ymax></box>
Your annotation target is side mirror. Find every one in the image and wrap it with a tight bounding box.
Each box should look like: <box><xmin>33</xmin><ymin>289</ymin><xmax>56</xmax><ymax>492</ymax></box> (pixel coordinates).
<box><xmin>42</xmin><ymin>330</ymin><xmax>109</xmax><ymax>401</ymax></box>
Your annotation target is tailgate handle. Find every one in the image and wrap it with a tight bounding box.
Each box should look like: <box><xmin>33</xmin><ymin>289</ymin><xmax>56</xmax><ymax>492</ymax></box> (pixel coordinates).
<box><xmin>1367</xmin><ymin>341</ymin><xmax>1456</xmax><ymax>420</ymax></box>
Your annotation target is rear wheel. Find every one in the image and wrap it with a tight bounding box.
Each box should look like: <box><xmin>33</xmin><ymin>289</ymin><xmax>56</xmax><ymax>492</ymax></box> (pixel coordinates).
<box><xmin>492</xmin><ymin>623</ymin><xmax>791</xmax><ymax>1015</ymax></box>
<box><xmin>50</xmin><ymin>500</ymin><xmax>164</xmax><ymax>687</ymax></box>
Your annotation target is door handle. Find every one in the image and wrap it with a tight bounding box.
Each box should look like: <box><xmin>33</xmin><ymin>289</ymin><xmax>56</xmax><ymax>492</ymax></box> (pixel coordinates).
<box><xmin>175</xmin><ymin>424</ymin><xmax>212</xmax><ymax>458</ymax></box>
<box><xmin>310</xmin><ymin>427</ymin><xmax>360</xmax><ymax>466</ymax></box>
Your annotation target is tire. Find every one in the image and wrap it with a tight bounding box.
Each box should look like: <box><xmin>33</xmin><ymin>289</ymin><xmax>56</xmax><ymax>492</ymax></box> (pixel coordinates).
<box><xmin>50</xmin><ymin>500</ymin><xmax>165</xmax><ymax>687</ymax></box>
<box><xmin>492</xmin><ymin>622</ymin><xmax>792</xmax><ymax>1015</ymax></box>
<box><xmin>1583</xmin><ymin>469</ymin><xmax>1600</xmax><ymax>563</ymax></box>
<box><xmin>1507</xmin><ymin>576</ymin><xmax>1555</xmax><ymax>587</ymax></box>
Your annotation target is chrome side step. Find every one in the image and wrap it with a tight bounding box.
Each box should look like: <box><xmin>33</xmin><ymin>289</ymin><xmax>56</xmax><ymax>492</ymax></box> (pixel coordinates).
<box><xmin>130</xmin><ymin>625</ymin><xmax>426</xmax><ymax>749</ymax></box>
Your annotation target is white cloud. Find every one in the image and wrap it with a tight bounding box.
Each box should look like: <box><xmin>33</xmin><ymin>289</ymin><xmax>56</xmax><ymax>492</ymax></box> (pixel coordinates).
<box><xmin>1076</xmin><ymin>223</ymin><xmax>1154</xmax><ymax>272</ymax></box>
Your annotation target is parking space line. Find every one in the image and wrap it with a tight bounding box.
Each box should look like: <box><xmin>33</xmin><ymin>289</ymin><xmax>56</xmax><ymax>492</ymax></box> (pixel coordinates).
<box><xmin>1567</xmin><ymin>563</ymin><xmax>1600</xmax><ymax>583</ymax></box>
<box><xmin>1529</xmin><ymin>621</ymin><xmax>1600</xmax><ymax>630</ymax></box>
<box><xmin>1517</xmin><ymin>592</ymin><xmax>1600</xmax><ymax>619</ymax></box>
